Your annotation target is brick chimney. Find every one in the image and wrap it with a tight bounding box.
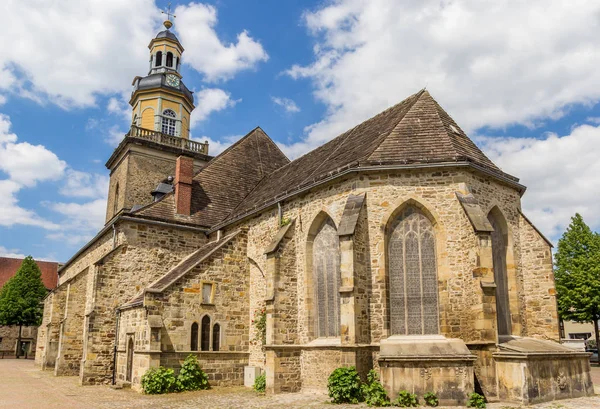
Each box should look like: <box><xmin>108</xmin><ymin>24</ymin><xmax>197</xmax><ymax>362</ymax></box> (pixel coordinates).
<box><xmin>174</xmin><ymin>156</ymin><xmax>193</xmax><ymax>215</ymax></box>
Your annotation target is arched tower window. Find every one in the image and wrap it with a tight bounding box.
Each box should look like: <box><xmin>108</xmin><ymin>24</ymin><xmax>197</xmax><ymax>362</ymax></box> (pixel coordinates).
<box><xmin>161</xmin><ymin>109</ymin><xmax>177</xmax><ymax>136</ymax></box>
<box><xmin>312</xmin><ymin>217</ymin><xmax>340</xmax><ymax>338</ymax></box>
<box><xmin>190</xmin><ymin>322</ymin><xmax>199</xmax><ymax>351</ymax></box>
<box><xmin>388</xmin><ymin>206</ymin><xmax>438</xmax><ymax>335</ymax></box>
<box><xmin>155</xmin><ymin>51</ymin><xmax>163</xmax><ymax>67</ymax></box>
<box><xmin>201</xmin><ymin>316</ymin><xmax>210</xmax><ymax>351</ymax></box>
<box><xmin>488</xmin><ymin>209</ymin><xmax>511</xmax><ymax>335</ymax></box>
<box><xmin>113</xmin><ymin>183</ymin><xmax>120</xmax><ymax>216</ymax></box>
<box><xmin>166</xmin><ymin>52</ymin><xmax>174</xmax><ymax>67</ymax></box>
<box><xmin>212</xmin><ymin>323</ymin><xmax>220</xmax><ymax>351</ymax></box>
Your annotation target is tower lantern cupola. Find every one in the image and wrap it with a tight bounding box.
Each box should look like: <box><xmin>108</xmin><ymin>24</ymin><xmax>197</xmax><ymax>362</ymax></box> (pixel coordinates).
<box><xmin>129</xmin><ymin>8</ymin><xmax>195</xmax><ymax>138</ymax></box>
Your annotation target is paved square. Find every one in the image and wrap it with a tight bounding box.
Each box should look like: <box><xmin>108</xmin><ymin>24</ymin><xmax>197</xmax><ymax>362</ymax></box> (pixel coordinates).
<box><xmin>1</xmin><ymin>360</ymin><xmax>599</xmax><ymax>409</ymax></box>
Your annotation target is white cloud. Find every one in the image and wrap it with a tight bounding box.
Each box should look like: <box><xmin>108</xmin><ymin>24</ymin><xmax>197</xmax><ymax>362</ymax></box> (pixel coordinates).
<box><xmin>60</xmin><ymin>170</ymin><xmax>109</xmax><ymax>199</ymax></box>
<box><xmin>0</xmin><ymin>0</ymin><xmax>159</xmax><ymax>108</ymax></box>
<box><xmin>284</xmin><ymin>0</ymin><xmax>600</xmax><ymax>157</ymax></box>
<box><xmin>0</xmin><ymin>180</ymin><xmax>59</xmax><ymax>230</ymax></box>
<box><xmin>478</xmin><ymin>124</ymin><xmax>600</xmax><ymax>241</ymax></box>
<box><xmin>106</xmin><ymin>125</ymin><xmax>127</xmax><ymax>147</ymax></box>
<box><xmin>272</xmin><ymin>96</ymin><xmax>301</xmax><ymax>113</ymax></box>
<box><xmin>45</xmin><ymin>199</ymin><xmax>107</xmax><ymax>243</ymax></box>
<box><xmin>0</xmin><ymin>140</ymin><xmax>66</xmax><ymax>187</ymax></box>
<box><xmin>0</xmin><ymin>245</ymin><xmax>26</xmax><ymax>259</ymax></box>
<box><xmin>190</xmin><ymin>134</ymin><xmax>241</xmax><ymax>156</ymax></box>
<box><xmin>190</xmin><ymin>88</ymin><xmax>239</xmax><ymax>128</ymax></box>
<box><xmin>174</xmin><ymin>3</ymin><xmax>269</xmax><ymax>82</ymax></box>
<box><xmin>107</xmin><ymin>94</ymin><xmax>132</xmax><ymax>122</ymax></box>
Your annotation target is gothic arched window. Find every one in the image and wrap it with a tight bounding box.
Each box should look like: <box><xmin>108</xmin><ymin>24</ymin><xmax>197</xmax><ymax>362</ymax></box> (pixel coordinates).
<box><xmin>212</xmin><ymin>323</ymin><xmax>220</xmax><ymax>351</ymax></box>
<box><xmin>161</xmin><ymin>109</ymin><xmax>176</xmax><ymax>136</ymax></box>
<box><xmin>166</xmin><ymin>52</ymin><xmax>174</xmax><ymax>67</ymax></box>
<box><xmin>488</xmin><ymin>209</ymin><xmax>511</xmax><ymax>335</ymax></box>
<box><xmin>155</xmin><ymin>51</ymin><xmax>163</xmax><ymax>67</ymax></box>
<box><xmin>388</xmin><ymin>206</ymin><xmax>439</xmax><ymax>335</ymax></box>
<box><xmin>190</xmin><ymin>322</ymin><xmax>198</xmax><ymax>351</ymax></box>
<box><xmin>312</xmin><ymin>217</ymin><xmax>340</xmax><ymax>338</ymax></box>
<box><xmin>201</xmin><ymin>316</ymin><xmax>210</xmax><ymax>351</ymax></box>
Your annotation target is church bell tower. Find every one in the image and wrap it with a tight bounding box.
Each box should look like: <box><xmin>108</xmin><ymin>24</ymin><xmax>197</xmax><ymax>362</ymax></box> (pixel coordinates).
<box><xmin>130</xmin><ymin>12</ymin><xmax>194</xmax><ymax>138</ymax></box>
<box><xmin>103</xmin><ymin>10</ymin><xmax>210</xmax><ymax>223</ymax></box>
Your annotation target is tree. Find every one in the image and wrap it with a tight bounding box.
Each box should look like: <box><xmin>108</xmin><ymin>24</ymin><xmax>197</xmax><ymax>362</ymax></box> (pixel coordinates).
<box><xmin>554</xmin><ymin>214</ymin><xmax>600</xmax><ymax>362</ymax></box>
<box><xmin>0</xmin><ymin>256</ymin><xmax>48</xmax><ymax>358</ymax></box>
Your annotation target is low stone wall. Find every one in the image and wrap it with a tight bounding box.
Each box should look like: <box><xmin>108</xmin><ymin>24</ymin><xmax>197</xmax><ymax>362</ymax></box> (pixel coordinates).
<box><xmin>160</xmin><ymin>351</ymin><xmax>249</xmax><ymax>387</ymax></box>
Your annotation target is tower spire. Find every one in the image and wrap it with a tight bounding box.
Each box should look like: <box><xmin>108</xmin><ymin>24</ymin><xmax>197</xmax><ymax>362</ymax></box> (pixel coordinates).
<box><xmin>161</xmin><ymin>3</ymin><xmax>176</xmax><ymax>29</ymax></box>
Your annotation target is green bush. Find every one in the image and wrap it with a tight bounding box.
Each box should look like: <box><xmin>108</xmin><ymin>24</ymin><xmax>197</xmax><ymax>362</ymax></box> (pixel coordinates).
<box><xmin>253</xmin><ymin>373</ymin><xmax>266</xmax><ymax>393</ymax></box>
<box><xmin>394</xmin><ymin>390</ymin><xmax>418</xmax><ymax>407</ymax></box>
<box><xmin>176</xmin><ymin>354</ymin><xmax>209</xmax><ymax>391</ymax></box>
<box><xmin>141</xmin><ymin>366</ymin><xmax>178</xmax><ymax>394</ymax></box>
<box><xmin>466</xmin><ymin>392</ymin><xmax>486</xmax><ymax>408</ymax></box>
<box><xmin>327</xmin><ymin>366</ymin><xmax>364</xmax><ymax>404</ymax></box>
<box><xmin>361</xmin><ymin>369</ymin><xmax>390</xmax><ymax>407</ymax></box>
<box><xmin>423</xmin><ymin>392</ymin><xmax>439</xmax><ymax>407</ymax></box>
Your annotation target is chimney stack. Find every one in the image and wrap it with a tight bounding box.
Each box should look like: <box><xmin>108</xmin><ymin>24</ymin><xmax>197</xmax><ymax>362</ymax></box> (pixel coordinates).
<box><xmin>174</xmin><ymin>156</ymin><xmax>193</xmax><ymax>215</ymax></box>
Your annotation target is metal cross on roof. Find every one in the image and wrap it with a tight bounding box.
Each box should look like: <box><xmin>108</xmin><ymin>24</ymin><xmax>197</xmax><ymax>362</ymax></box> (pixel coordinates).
<box><xmin>161</xmin><ymin>3</ymin><xmax>176</xmax><ymax>29</ymax></box>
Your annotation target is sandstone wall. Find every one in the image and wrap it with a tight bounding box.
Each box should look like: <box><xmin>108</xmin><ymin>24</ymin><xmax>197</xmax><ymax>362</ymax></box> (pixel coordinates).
<box><xmin>80</xmin><ymin>221</ymin><xmax>207</xmax><ymax>385</ymax></box>
<box><xmin>0</xmin><ymin>325</ymin><xmax>37</xmax><ymax>356</ymax></box>
<box><xmin>106</xmin><ymin>155</ymin><xmax>129</xmax><ymax>222</ymax></box>
<box><xmin>125</xmin><ymin>152</ymin><xmax>175</xmax><ymax>211</ymax></box>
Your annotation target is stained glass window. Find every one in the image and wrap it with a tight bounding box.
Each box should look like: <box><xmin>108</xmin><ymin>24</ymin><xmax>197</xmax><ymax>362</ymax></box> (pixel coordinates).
<box><xmin>212</xmin><ymin>323</ymin><xmax>220</xmax><ymax>351</ymax></box>
<box><xmin>388</xmin><ymin>206</ymin><xmax>439</xmax><ymax>335</ymax></box>
<box><xmin>313</xmin><ymin>218</ymin><xmax>340</xmax><ymax>338</ymax></box>
<box><xmin>488</xmin><ymin>211</ymin><xmax>511</xmax><ymax>335</ymax></box>
<box><xmin>190</xmin><ymin>322</ymin><xmax>198</xmax><ymax>351</ymax></box>
<box><xmin>201</xmin><ymin>316</ymin><xmax>210</xmax><ymax>351</ymax></box>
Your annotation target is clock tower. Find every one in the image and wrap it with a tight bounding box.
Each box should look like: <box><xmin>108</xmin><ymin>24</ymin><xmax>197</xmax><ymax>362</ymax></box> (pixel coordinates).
<box><xmin>103</xmin><ymin>12</ymin><xmax>211</xmax><ymax>223</ymax></box>
<box><xmin>130</xmin><ymin>17</ymin><xmax>194</xmax><ymax>138</ymax></box>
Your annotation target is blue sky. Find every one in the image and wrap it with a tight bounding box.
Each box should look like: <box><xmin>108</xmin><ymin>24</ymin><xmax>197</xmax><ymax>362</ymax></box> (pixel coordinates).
<box><xmin>1</xmin><ymin>0</ymin><xmax>600</xmax><ymax>262</ymax></box>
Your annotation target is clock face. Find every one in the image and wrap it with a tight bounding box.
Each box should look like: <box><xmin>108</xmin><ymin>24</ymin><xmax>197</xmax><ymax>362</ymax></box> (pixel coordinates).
<box><xmin>166</xmin><ymin>74</ymin><xmax>180</xmax><ymax>88</ymax></box>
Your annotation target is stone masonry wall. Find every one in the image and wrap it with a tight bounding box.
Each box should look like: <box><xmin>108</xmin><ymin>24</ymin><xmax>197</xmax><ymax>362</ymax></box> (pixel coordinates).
<box><xmin>125</xmin><ymin>153</ymin><xmax>175</xmax><ymax>212</ymax></box>
<box><xmin>0</xmin><ymin>325</ymin><xmax>37</xmax><ymax>356</ymax></box>
<box><xmin>145</xmin><ymin>231</ymin><xmax>249</xmax><ymax>354</ymax></box>
<box><xmin>106</xmin><ymin>154</ymin><xmax>129</xmax><ymax>222</ymax></box>
<box><xmin>80</xmin><ymin>221</ymin><xmax>207</xmax><ymax>385</ymax></box>
<box><xmin>55</xmin><ymin>269</ymin><xmax>88</xmax><ymax>376</ymax></box>
<box><xmin>518</xmin><ymin>213</ymin><xmax>559</xmax><ymax>340</ymax></box>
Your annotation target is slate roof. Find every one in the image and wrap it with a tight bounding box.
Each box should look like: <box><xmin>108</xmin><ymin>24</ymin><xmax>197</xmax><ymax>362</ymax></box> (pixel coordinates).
<box><xmin>0</xmin><ymin>257</ymin><xmax>59</xmax><ymax>290</ymax></box>
<box><xmin>155</xmin><ymin>30</ymin><xmax>180</xmax><ymax>43</ymax></box>
<box><xmin>132</xmin><ymin>89</ymin><xmax>518</xmax><ymax>230</ymax></box>
<box><xmin>220</xmin><ymin>90</ymin><xmax>516</xmax><ymax>225</ymax></box>
<box><xmin>134</xmin><ymin>127</ymin><xmax>290</xmax><ymax>227</ymax></box>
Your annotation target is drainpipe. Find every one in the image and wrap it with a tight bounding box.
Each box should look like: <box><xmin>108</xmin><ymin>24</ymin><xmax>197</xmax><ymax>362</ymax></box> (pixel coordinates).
<box><xmin>112</xmin><ymin>309</ymin><xmax>121</xmax><ymax>385</ymax></box>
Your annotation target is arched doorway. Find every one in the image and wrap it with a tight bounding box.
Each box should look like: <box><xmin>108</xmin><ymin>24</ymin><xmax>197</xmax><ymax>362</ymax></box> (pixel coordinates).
<box><xmin>126</xmin><ymin>337</ymin><xmax>134</xmax><ymax>382</ymax></box>
<box><xmin>488</xmin><ymin>209</ymin><xmax>511</xmax><ymax>336</ymax></box>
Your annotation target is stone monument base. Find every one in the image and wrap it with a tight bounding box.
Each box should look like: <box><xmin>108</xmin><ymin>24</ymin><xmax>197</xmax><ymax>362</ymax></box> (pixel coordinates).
<box><xmin>494</xmin><ymin>336</ymin><xmax>593</xmax><ymax>404</ymax></box>
<box><xmin>379</xmin><ymin>335</ymin><xmax>476</xmax><ymax>406</ymax></box>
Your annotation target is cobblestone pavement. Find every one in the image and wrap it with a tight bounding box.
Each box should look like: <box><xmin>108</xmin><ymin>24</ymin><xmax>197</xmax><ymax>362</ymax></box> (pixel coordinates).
<box><xmin>1</xmin><ymin>360</ymin><xmax>600</xmax><ymax>409</ymax></box>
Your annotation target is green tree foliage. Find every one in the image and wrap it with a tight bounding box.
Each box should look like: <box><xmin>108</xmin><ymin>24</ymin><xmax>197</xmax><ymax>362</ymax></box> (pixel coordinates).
<box><xmin>0</xmin><ymin>256</ymin><xmax>48</xmax><ymax>357</ymax></box>
<box><xmin>554</xmin><ymin>213</ymin><xmax>600</xmax><ymax>358</ymax></box>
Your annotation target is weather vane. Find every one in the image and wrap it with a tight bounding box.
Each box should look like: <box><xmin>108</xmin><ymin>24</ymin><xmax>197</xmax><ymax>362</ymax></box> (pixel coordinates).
<box><xmin>162</xmin><ymin>3</ymin><xmax>176</xmax><ymax>29</ymax></box>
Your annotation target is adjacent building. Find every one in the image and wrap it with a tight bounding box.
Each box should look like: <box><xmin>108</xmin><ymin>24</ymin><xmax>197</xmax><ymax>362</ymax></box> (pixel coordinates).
<box><xmin>0</xmin><ymin>257</ymin><xmax>59</xmax><ymax>356</ymax></box>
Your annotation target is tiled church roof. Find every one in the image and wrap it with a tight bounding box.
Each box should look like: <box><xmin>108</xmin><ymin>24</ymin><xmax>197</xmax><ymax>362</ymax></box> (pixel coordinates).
<box><xmin>134</xmin><ymin>127</ymin><xmax>290</xmax><ymax>227</ymax></box>
<box><xmin>132</xmin><ymin>90</ymin><xmax>518</xmax><ymax>229</ymax></box>
<box><xmin>220</xmin><ymin>90</ymin><xmax>516</xmax><ymax>225</ymax></box>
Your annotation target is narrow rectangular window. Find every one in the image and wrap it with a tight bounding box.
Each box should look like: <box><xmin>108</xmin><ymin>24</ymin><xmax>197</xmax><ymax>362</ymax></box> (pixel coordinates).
<box><xmin>202</xmin><ymin>283</ymin><xmax>213</xmax><ymax>304</ymax></box>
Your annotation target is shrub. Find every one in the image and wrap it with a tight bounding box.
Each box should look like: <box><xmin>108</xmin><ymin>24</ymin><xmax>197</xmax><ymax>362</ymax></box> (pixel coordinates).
<box><xmin>253</xmin><ymin>373</ymin><xmax>266</xmax><ymax>393</ymax></box>
<box><xmin>361</xmin><ymin>370</ymin><xmax>390</xmax><ymax>407</ymax></box>
<box><xmin>423</xmin><ymin>392</ymin><xmax>439</xmax><ymax>407</ymax></box>
<box><xmin>327</xmin><ymin>366</ymin><xmax>364</xmax><ymax>404</ymax></box>
<box><xmin>176</xmin><ymin>354</ymin><xmax>210</xmax><ymax>391</ymax></box>
<box><xmin>394</xmin><ymin>390</ymin><xmax>418</xmax><ymax>407</ymax></box>
<box><xmin>466</xmin><ymin>392</ymin><xmax>486</xmax><ymax>408</ymax></box>
<box><xmin>141</xmin><ymin>366</ymin><xmax>178</xmax><ymax>394</ymax></box>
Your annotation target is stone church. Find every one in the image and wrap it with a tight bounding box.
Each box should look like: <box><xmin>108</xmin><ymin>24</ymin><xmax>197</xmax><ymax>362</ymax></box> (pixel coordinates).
<box><xmin>36</xmin><ymin>20</ymin><xmax>592</xmax><ymax>405</ymax></box>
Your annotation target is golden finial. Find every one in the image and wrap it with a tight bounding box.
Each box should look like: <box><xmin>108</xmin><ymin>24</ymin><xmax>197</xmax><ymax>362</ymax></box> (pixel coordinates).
<box><xmin>162</xmin><ymin>3</ymin><xmax>176</xmax><ymax>29</ymax></box>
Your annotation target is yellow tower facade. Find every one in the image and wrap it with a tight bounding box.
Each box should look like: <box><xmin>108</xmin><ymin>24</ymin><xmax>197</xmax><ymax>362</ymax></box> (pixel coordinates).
<box><xmin>130</xmin><ymin>24</ymin><xmax>194</xmax><ymax>138</ymax></box>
